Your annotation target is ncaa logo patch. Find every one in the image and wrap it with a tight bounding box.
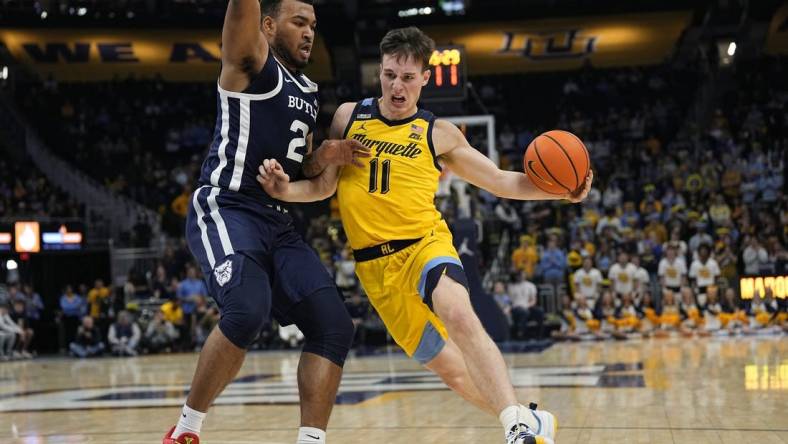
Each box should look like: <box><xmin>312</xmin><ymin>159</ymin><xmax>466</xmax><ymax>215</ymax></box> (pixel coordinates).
<box><xmin>214</xmin><ymin>259</ymin><xmax>233</xmax><ymax>287</ymax></box>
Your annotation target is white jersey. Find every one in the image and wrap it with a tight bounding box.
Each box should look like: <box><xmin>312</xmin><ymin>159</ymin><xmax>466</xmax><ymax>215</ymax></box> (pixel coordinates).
<box><xmin>573</xmin><ymin>268</ymin><xmax>603</xmax><ymax>302</ymax></box>
<box><xmin>633</xmin><ymin>266</ymin><xmax>650</xmax><ymax>294</ymax></box>
<box><xmin>658</xmin><ymin>257</ymin><xmax>687</xmax><ymax>288</ymax></box>
<box><xmin>689</xmin><ymin>258</ymin><xmax>720</xmax><ymax>288</ymax></box>
<box><xmin>608</xmin><ymin>263</ymin><xmax>637</xmax><ymax>295</ymax></box>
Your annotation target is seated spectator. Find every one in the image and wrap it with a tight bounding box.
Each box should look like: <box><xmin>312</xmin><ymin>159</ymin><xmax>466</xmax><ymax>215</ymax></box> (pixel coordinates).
<box><xmin>278</xmin><ymin>323</ymin><xmax>304</xmax><ymax>349</ymax></box>
<box><xmin>594</xmin><ymin>290</ymin><xmax>618</xmax><ymax>335</ymax></box>
<box><xmin>194</xmin><ymin>300</ymin><xmax>219</xmax><ymax>351</ymax></box>
<box><xmin>0</xmin><ymin>303</ymin><xmax>22</xmax><ymax>360</ymax></box>
<box><xmin>10</xmin><ymin>299</ymin><xmax>34</xmax><ymax>358</ymax></box>
<box><xmin>637</xmin><ymin>291</ymin><xmax>660</xmax><ymax>334</ymax></box>
<box><xmin>161</xmin><ymin>296</ymin><xmax>186</xmax><ymax>349</ymax></box>
<box><xmin>678</xmin><ymin>287</ymin><xmax>704</xmax><ymax>336</ymax></box>
<box><xmin>108</xmin><ymin>310</ymin><xmax>141</xmax><ymax>356</ymax></box>
<box><xmin>610</xmin><ymin>293</ymin><xmax>641</xmax><ymax>337</ymax></box>
<box><xmin>552</xmin><ymin>295</ymin><xmax>580</xmax><ymax>341</ymax></box>
<box><xmin>719</xmin><ymin>288</ymin><xmax>748</xmax><ymax>332</ymax></box>
<box><xmin>492</xmin><ymin>281</ymin><xmax>514</xmax><ymax>327</ymax></box>
<box><xmin>573</xmin><ymin>295</ymin><xmax>601</xmax><ymax>337</ymax></box>
<box><xmin>657</xmin><ymin>290</ymin><xmax>682</xmax><ymax>332</ymax></box>
<box><xmin>69</xmin><ymin>316</ymin><xmax>105</xmax><ymax>358</ymax></box>
<box><xmin>59</xmin><ymin>285</ymin><xmax>86</xmax><ymax>351</ymax></box>
<box><xmin>334</xmin><ymin>248</ymin><xmax>357</xmax><ymax>293</ymax></box>
<box><xmin>21</xmin><ymin>284</ymin><xmax>44</xmax><ymax>322</ymax></box>
<box><xmin>145</xmin><ymin>311</ymin><xmax>179</xmax><ymax>353</ymax></box>
<box><xmin>508</xmin><ymin>275</ymin><xmax>545</xmax><ymax>339</ymax></box>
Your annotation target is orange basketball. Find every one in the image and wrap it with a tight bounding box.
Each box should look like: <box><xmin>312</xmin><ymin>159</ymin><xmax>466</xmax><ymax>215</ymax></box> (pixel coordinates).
<box><xmin>524</xmin><ymin>129</ymin><xmax>590</xmax><ymax>195</ymax></box>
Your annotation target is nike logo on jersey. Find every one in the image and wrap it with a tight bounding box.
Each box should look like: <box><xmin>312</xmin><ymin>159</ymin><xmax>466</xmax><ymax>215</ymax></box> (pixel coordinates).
<box><xmin>284</xmin><ymin>78</ymin><xmax>294</xmax><ymax>83</ymax></box>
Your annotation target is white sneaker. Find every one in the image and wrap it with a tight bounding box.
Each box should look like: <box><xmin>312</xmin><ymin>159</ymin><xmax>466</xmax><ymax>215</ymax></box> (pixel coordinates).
<box><xmin>21</xmin><ymin>351</ymin><xmax>33</xmax><ymax>359</ymax></box>
<box><xmin>505</xmin><ymin>403</ymin><xmax>557</xmax><ymax>444</ymax></box>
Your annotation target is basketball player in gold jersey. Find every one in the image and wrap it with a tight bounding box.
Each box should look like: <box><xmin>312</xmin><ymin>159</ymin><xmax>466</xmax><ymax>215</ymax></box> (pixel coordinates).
<box><xmin>259</xmin><ymin>27</ymin><xmax>592</xmax><ymax>444</ymax></box>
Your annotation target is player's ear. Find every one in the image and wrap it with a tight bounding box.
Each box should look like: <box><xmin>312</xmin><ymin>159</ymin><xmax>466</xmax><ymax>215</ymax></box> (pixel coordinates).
<box><xmin>421</xmin><ymin>66</ymin><xmax>431</xmax><ymax>86</ymax></box>
<box><xmin>262</xmin><ymin>15</ymin><xmax>276</xmax><ymax>35</ymax></box>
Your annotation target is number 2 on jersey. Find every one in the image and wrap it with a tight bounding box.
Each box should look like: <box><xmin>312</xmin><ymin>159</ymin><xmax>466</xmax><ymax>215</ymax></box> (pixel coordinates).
<box><xmin>286</xmin><ymin>119</ymin><xmax>309</xmax><ymax>163</ymax></box>
<box><xmin>368</xmin><ymin>158</ymin><xmax>391</xmax><ymax>194</ymax></box>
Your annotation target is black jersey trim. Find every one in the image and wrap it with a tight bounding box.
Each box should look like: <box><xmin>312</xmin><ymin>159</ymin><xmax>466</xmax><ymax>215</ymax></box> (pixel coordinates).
<box><xmin>426</xmin><ymin>117</ymin><xmax>442</xmax><ymax>172</ymax></box>
<box><xmin>342</xmin><ymin>101</ymin><xmax>365</xmax><ymax>139</ymax></box>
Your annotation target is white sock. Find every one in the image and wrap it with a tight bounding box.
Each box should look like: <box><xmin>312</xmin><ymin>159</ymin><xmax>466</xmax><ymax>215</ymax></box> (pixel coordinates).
<box><xmin>173</xmin><ymin>404</ymin><xmax>206</xmax><ymax>437</ymax></box>
<box><xmin>297</xmin><ymin>426</ymin><xmax>326</xmax><ymax>443</ymax></box>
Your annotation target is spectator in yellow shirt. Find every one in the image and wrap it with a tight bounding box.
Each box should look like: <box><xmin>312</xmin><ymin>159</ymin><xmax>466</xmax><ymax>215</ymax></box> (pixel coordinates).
<box><xmin>511</xmin><ymin>235</ymin><xmax>539</xmax><ymax>279</ymax></box>
<box><xmin>170</xmin><ymin>185</ymin><xmax>191</xmax><ymax>219</ymax></box>
<box><xmin>160</xmin><ymin>297</ymin><xmax>184</xmax><ymax>326</ymax></box>
<box><xmin>87</xmin><ymin>279</ymin><xmax>110</xmax><ymax>319</ymax></box>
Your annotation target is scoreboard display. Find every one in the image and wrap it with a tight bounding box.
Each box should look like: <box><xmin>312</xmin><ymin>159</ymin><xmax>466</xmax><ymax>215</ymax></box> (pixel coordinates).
<box><xmin>421</xmin><ymin>45</ymin><xmax>467</xmax><ymax>101</ymax></box>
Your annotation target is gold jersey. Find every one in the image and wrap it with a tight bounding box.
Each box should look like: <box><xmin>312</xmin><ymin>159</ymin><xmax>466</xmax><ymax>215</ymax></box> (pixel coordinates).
<box><xmin>338</xmin><ymin>98</ymin><xmax>443</xmax><ymax>250</ymax></box>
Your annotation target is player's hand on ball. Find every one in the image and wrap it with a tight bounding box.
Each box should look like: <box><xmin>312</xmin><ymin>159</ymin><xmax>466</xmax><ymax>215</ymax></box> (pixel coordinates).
<box><xmin>319</xmin><ymin>139</ymin><xmax>370</xmax><ymax>168</ymax></box>
<box><xmin>257</xmin><ymin>159</ymin><xmax>291</xmax><ymax>199</ymax></box>
<box><xmin>567</xmin><ymin>169</ymin><xmax>593</xmax><ymax>203</ymax></box>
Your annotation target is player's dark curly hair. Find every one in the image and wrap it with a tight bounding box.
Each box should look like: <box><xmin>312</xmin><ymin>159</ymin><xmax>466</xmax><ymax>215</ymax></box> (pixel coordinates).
<box><xmin>261</xmin><ymin>0</ymin><xmax>314</xmax><ymax>18</ymax></box>
<box><xmin>380</xmin><ymin>27</ymin><xmax>435</xmax><ymax>71</ymax></box>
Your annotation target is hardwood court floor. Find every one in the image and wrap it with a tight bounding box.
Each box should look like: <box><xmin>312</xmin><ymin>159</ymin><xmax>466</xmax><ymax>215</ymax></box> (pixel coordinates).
<box><xmin>1</xmin><ymin>336</ymin><xmax>786</xmax><ymax>443</ymax></box>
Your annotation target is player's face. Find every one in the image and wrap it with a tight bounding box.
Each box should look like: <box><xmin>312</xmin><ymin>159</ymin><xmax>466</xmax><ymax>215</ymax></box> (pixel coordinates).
<box><xmin>270</xmin><ymin>0</ymin><xmax>316</xmax><ymax>70</ymax></box>
<box><xmin>379</xmin><ymin>54</ymin><xmax>430</xmax><ymax>117</ymax></box>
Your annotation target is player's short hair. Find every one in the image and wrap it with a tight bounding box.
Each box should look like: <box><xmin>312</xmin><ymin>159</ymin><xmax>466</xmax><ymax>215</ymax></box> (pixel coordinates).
<box><xmin>261</xmin><ymin>0</ymin><xmax>314</xmax><ymax>18</ymax></box>
<box><xmin>380</xmin><ymin>27</ymin><xmax>435</xmax><ymax>71</ymax></box>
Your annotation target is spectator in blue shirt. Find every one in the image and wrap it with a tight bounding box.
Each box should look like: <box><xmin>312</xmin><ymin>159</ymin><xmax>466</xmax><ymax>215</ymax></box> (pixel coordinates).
<box><xmin>177</xmin><ymin>265</ymin><xmax>207</xmax><ymax>349</ymax></box>
<box><xmin>539</xmin><ymin>236</ymin><xmax>568</xmax><ymax>286</ymax></box>
<box><xmin>21</xmin><ymin>284</ymin><xmax>44</xmax><ymax>321</ymax></box>
<box><xmin>59</xmin><ymin>285</ymin><xmax>86</xmax><ymax>350</ymax></box>
<box><xmin>177</xmin><ymin>266</ymin><xmax>207</xmax><ymax>316</ymax></box>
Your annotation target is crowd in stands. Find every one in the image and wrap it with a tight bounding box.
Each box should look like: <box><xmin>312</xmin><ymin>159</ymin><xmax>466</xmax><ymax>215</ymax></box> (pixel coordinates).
<box><xmin>469</xmin><ymin>56</ymin><xmax>788</xmax><ymax>339</ymax></box>
<box><xmin>15</xmin><ymin>76</ymin><xmax>213</xmax><ymax>235</ymax></box>
<box><xmin>0</xmin><ymin>155</ymin><xmax>83</xmax><ymax>218</ymax></box>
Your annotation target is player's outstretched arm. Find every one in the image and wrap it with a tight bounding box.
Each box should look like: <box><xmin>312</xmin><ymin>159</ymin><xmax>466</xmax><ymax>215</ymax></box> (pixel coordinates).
<box><xmin>301</xmin><ymin>102</ymin><xmax>369</xmax><ymax>177</ymax></box>
<box><xmin>434</xmin><ymin>119</ymin><xmax>592</xmax><ymax>203</ymax></box>
<box><xmin>219</xmin><ymin>0</ymin><xmax>268</xmax><ymax>91</ymax></box>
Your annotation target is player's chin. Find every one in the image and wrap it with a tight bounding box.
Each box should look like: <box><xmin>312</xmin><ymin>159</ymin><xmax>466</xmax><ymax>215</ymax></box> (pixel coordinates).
<box><xmin>296</xmin><ymin>49</ymin><xmax>311</xmax><ymax>65</ymax></box>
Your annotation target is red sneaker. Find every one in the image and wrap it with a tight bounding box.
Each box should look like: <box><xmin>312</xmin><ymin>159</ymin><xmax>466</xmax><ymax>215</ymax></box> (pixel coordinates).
<box><xmin>162</xmin><ymin>426</ymin><xmax>200</xmax><ymax>444</ymax></box>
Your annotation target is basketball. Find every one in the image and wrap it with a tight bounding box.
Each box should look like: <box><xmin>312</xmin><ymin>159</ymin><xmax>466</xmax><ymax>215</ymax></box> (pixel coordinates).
<box><xmin>524</xmin><ymin>130</ymin><xmax>590</xmax><ymax>195</ymax></box>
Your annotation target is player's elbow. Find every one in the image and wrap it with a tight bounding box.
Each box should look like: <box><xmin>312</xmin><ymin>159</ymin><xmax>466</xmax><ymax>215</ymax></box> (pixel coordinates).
<box><xmin>318</xmin><ymin>180</ymin><xmax>338</xmax><ymax>201</ymax></box>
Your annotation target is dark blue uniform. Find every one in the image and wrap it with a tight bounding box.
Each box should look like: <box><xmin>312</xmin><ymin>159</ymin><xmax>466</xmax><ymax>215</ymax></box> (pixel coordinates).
<box><xmin>185</xmin><ymin>52</ymin><xmax>346</xmax><ymax>355</ymax></box>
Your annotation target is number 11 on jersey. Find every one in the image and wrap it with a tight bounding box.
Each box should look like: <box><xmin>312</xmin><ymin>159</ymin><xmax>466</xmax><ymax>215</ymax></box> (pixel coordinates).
<box><xmin>368</xmin><ymin>158</ymin><xmax>391</xmax><ymax>194</ymax></box>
